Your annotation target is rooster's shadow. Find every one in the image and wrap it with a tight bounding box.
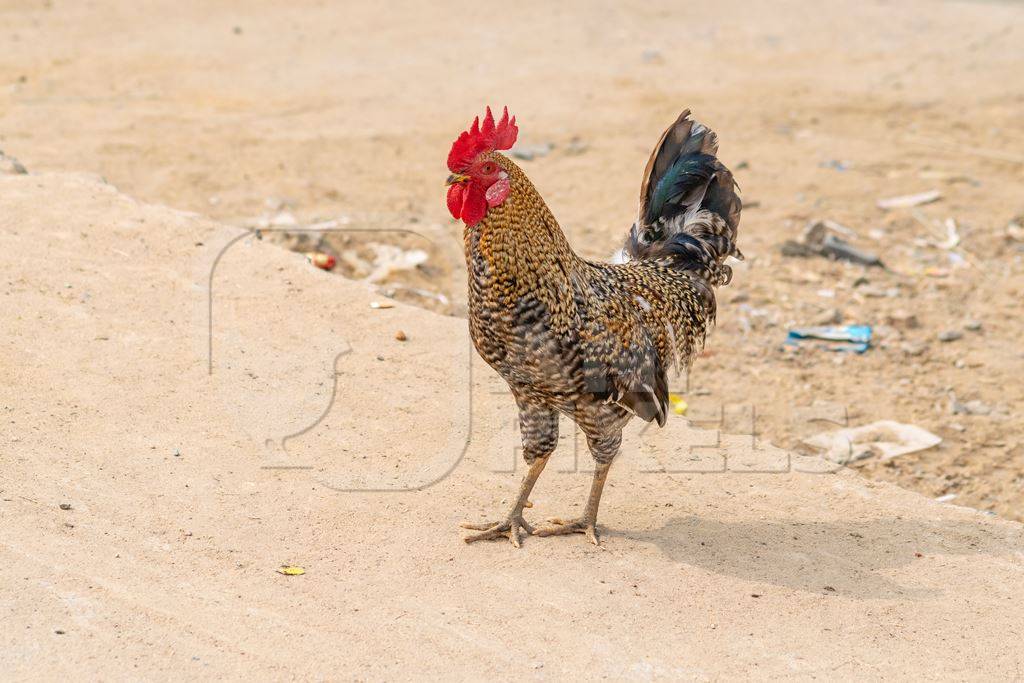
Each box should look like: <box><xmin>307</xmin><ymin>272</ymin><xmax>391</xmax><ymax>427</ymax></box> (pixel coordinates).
<box><xmin>611</xmin><ymin>514</ymin><xmax>1023</xmax><ymax>600</ymax></box>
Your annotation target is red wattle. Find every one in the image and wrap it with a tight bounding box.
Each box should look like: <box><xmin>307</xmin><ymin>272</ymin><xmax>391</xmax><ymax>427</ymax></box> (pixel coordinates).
<box><xmin>447</xmin><ymin>184</ymin><xmax>464</xmax><ymax>219</ymax></box>
<box><xmin>460</xmin><ymin>183</ymin><xmax>488</xmax><ymax>227</ymax></box>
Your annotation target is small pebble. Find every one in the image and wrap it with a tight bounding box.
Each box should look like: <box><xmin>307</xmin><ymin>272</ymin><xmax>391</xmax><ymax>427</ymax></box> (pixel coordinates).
<box><xmin>901</xmin><ymin>342</ymin><xmax>927</xmax><ymax>357</ymax></box>
<box><xmin>565</xmin><ymin>137</ymin><xmax>589</xmax><ymax>156</ymax></box>
<box><xmin>937</xmin><ymin>330</ymin><xmax>963</xmax><ymax>342</ymax></box>
<box><xmin>394</xmin><ymin>330</ymin><xmax>407</xmax><ymax>342</ymax></box>
<box><xmin>641</xmin><ymin>48</ymin><xmax>664</xmax><ymax>64</ymax></box>
<box><xmin>965</xmin><ymin>320</ymin><xmax>983</xmax><ymax>332</ymax></box>
<box><xmin>510</xmin><ymin>143</ymin><xmax>554</xmax><ymax>161</ymax></box>
<box><xmin>886</xmin><ymin>311</ymin><xmax>920</xmax><ymax>330</ymax></box>
<box><xmin>59</xmin><ymin>503</ymin><xmax>72</xmax><ymax>511</ymax></box>
<box><xmin>813</xmin><ymin>307</ymin><xmax>842</xmax><ymax>325</ymax></box>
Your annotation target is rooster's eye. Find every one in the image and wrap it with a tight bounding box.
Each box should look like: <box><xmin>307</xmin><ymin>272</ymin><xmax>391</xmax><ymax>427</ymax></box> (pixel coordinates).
<box><xmin>479</xmin><ymin>162</ymin><xmax>497</xmax><ymax>175</ymax></box>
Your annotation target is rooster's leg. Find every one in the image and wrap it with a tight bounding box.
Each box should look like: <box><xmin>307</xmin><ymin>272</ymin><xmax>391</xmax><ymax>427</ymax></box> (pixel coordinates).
<box><xmin>533</xmin><ymin>460</ymin><xmax>611</xmax><ymax>546</ymax></box>
<box><xmin>462</xmin><ymin>401</ymin><xmax>557</xmax><ymax>547</ymax></box>
<box><xmin>460</xmin><ymin>455</ymin><xmax>549</xmax><ymax>547</ymax></box>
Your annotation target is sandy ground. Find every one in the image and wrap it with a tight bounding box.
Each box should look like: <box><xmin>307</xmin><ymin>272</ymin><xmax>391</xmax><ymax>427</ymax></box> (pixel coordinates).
<box><xmin>3</xmin><ymin>173</ymin><xmax>1024</xmax><ymax>679</ymax></box>
<box><xmin>2</xmin><ymin>0</ymin><xmax>1024</xmax><ymax>678</ymax></box>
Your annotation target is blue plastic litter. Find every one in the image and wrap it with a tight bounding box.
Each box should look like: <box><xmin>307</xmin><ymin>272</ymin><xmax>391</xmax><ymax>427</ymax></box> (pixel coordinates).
<box><xmin>785</xmin><ymin>325</ymin><xmax>872</xmax><ymax>353</ymax></box>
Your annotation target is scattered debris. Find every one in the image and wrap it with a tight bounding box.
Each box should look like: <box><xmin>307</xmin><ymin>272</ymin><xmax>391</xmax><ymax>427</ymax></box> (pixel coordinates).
<box><xmin>365</xmin><ymin>244</ymin><xmax>428</xmax><ymax>282</ymax></box>
<box><xmin>305</xmin><ymin>252</ymin><xmax>337</xmax><ymax>271</ymax></box>
<box><xmin>668</xmin><ymin>394</ymin><xmax>688</xmax><ymax>416</ymax></box>
<box><xmin>379</xmin><ymin>284</ymin><xmax>449</xmax><ymax>308</ymax></box>
<box><xmin>641</xmin><ymin>49</ymin><xmax>664</xmax><ymax>64</ymax></box>
<box><xmin>886</xmin><ymin>311</ymin><xmax>920</xmax><ymax>330</ymax></box>
<box><xmin>786</xmin><ymin>325</ymin><xmax>872</xmax><ymax>353</ymax></box>
<box><xmin>276</xmin><ymin>565</ymin><xmax>305</xmax><ymax>576</ymax></box>
<box><xmin>933</xmin><ymin>218</ymin><xmax>960</xmax><ymax>250</ymax></box>
<box><xmin>950</xmin><ymin>396</ymin><xmax>991</xmax><ymax>416</ymax></box>
<box><xmin>937</xmin><ymin>330</ymin><xmax>963</xmax><ymax>343</ymax></box>
<box><xmin>780</xmin><ymin>220</ymin><xmax>883</xmax><ymax>267</ymax></box>
<box><xmin>264</xmin><ymin>196</ymin><xmax>289</xmax><ymax>211</ymax></box>
<box><xmin>565</xmin><ymin>137</ymin><xmax>589</xmax><ymax>156</ymax></box>
<box><xmin>854</xmin><ymin>283</ymin><xmax>899</xmax><ymax>298</ymax></box>
<box><xmin>876</xmin><ymin>190</ymin><xmax>941</xmax><ymax>210</ymax></box>
<box><xmin>510</xmin><ymin>142</ymin><xmax>554</xmax><ymax>161</ymax></box>
<box><xmin>394</xmin><ymin>330</ymin><xmax>408</xmax><ymax>342</ymax></box>
<box><xmin>0</xmin><ymin>150</ymin><xmax>28</xmax><ymax>174</ymax></box>
<box><xmin>268</xmin><ymin>211</ymin><xmax>298</xmax><ymax>227</ymax></box>
<box><xmin>813</xmin><ymin>308</ymin><xmax>843</xmax><ymax>325</ymax></box>
<box><xmin>901</xmin><ymin>341</ymin><xmax>928</xmax><ymax>357</ymax></box>
<box><xmin>815</xmin><ymin>219</ymin><xmax>859</xmax><ymax>239</ymax></box>
<box><xmin>1006</xmin><ymin>218</ymin><xmax>1024</xmax><ymax>242</ymax></box>
<box><xmin>819</xmin><ymin>237</ymin><xmax>883</xmax><ymax>267</ymax></box>
<box><xmin>803</xmin><ymin>420</ymin><xmax>941</xmax><ymax>464</ymax></box>
<box><xmin>820</xmin><ymin>159</ymin><xmax>851</xmax><ymax>172</ymax></box>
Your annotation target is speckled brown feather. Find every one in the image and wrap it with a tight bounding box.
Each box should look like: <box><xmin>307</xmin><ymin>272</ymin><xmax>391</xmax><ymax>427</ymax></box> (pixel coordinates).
<box><xmin>464</xmin><ymin>135</ymin><xmax>736</xmax><ymax>438</ymax></box>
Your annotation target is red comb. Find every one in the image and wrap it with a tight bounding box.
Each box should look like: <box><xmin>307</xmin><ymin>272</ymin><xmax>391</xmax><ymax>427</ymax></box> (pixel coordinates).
<box><xmin>447</xmin><ymin>106</ymin><xmax>518</xmax><ymax>172</ymax></box>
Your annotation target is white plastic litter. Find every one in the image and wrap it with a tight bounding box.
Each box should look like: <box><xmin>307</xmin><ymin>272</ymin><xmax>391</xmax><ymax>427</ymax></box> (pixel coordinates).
<box><xmin>802</xmin><ymin>420</ymin><xmax>941</xmax><ymax>464</ymax></box>
<box><xmin>365</xmin><ymin>244</ymin><xmax>429</xmax><ymax>282</ymax></box>
<box><xmin>876</xmin><ymin>190</ymin><xmax>941</xmax><ymax>210</ymax></box>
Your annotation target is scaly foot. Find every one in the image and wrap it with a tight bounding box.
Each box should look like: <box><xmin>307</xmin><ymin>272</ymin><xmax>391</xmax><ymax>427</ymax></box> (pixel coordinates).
<box><xmin>533</xmin><ymin>517</ymin><xmax>600</xmax><ymax>546</ymax></box>
<box><xmin>461</xmin><ymin>513</ymin><xmax>535</xmax><ymax>548</ymax></box>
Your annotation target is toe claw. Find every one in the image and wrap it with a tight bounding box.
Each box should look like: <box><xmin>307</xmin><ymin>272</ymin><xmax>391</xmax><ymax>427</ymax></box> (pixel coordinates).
<box><xmin>460</xmin><ymin>514</ymin><xmax>533</xmax><ymax>547</ymax></box>
<box><xmin>463</xmin><ymin>525</ymin><xmax>501</xmax><ymax>543</ymax></box>
<box><xmin>533</xmin><ymin>517</ymin><xmax>601</xmax><ymax>544</ymax></box>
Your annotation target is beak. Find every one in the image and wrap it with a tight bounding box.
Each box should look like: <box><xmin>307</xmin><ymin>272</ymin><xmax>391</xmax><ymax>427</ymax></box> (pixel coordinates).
<box><xmin>446</xmin><ymin>173</ymin><xmax>470</xmax><ymax>186</ymax></box>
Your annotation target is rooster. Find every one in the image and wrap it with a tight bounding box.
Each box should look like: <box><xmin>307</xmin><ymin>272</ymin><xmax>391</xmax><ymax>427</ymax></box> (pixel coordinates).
<box><xmin>449</xmin><ymin>107</ymin><xmax>741</xmax><ymax>546</ymax></box>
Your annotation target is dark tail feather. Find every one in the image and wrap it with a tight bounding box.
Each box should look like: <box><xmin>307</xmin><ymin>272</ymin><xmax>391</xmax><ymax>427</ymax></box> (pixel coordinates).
<box><xmin>625</xmin><ymin>111</ymin><xmax>742</xmax><ymax>287</ymax></box>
